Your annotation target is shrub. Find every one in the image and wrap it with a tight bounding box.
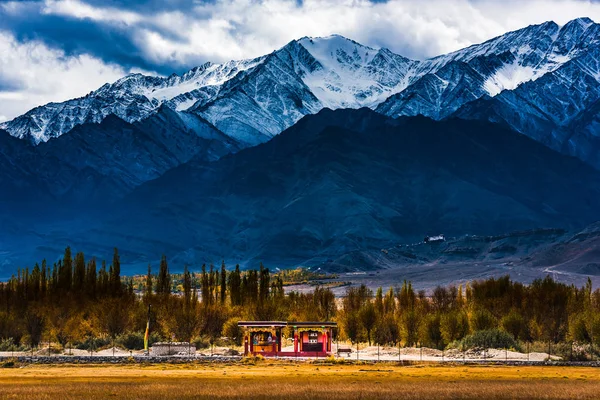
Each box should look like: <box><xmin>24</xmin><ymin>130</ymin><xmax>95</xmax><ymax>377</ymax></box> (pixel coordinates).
<box><xmin>74</xmin><ymin>336</ymin><xmax>111</xmax><ymax>350</ymax></box>
<box><xmin>117</xmin><ymin>332</ymin><xmax>144</xmax><ymax>350</ymax></box>
<box><xmin>193</xmin><ymin>336</ymin><xmax>210</xmax><ymax>350</ymax></box>
<box><xmin>0</xmin><ymin>338</ymin><xmax>22</xmax><ymax>352</ymax></box>
<box><xmin>222</xmin><ymin>318</ymin><xmax>244</xmax><ymax>346</ymax></box>
<box><xmin>450</xmin><ymin>329</ymin><xmax>519</xmax><ymax>351</ymax></box>
<box><xmin>117</xmin><ymin>331</ymin><xmax>161</xmax><ymax>350</ymax></box>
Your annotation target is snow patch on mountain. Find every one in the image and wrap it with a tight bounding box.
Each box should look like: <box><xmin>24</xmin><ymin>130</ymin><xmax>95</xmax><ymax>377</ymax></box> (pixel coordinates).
<box><xmin>483</xmin><ymin>63</ymin><xmax>544</xmax><ymax>96</ymax></box>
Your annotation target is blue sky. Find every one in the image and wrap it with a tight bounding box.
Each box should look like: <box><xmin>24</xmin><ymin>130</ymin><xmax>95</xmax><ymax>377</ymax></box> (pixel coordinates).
<box><xmin>1</xmin><ymin>0</ymin><xmax>600</xmax><ymax>121</ymax></box>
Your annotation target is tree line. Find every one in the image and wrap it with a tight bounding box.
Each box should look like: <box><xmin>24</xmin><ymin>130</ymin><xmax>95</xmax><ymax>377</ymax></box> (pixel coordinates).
<box><xmin>0</xmin><ymin>247</ymin><xmax>599</xmax><ymax>356</ymax></box>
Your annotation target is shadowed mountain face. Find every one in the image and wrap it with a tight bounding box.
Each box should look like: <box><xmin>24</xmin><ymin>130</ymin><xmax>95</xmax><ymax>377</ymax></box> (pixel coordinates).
<box><xmin>52</xmin><ymin>108</ymin><xmax>596</xmax><ymax>273</ymax></box>
<box><xmin>1</xmin><ymin>109</ymin><xmax>600</xmax><ymax>275</ymax></box>
<box><xmin>0</xmin><ymin>108</ymin><xmax>240</xmax><ymax>205</ymax></box>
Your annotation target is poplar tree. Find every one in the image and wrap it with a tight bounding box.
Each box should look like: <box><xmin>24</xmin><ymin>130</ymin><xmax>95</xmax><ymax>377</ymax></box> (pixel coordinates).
<box><xmin>144</xmin><ymin>264</ymin><xmax>153</xmax><ymax>303</ymax></box>
<box><xmin>39</xmin><ymin>260</ymin><xmax>47</xmax><ymax>300</ymax></box>
<box><xmin>86</xmin><ymin>258</ymin><xmax>97</xmax><ymax>299</ymax></box>
<box><xmin>258</xmin><ymin>263</ymin><xmax>270</xmax><ymax>304</ymax></box>
<box><xmin>208</xmin><ymin>264</ymin><xmax>215</xmax><ymax>303</ymax></box>
<box><xmin>156</xmin><ymin>255</ymin><xmax>170</xmax><ymax>296</ymax></box>
<box><xmin>183</xmin><ymin>265</ymin><xmax>192</xmax><ymax>307</ymax></box>
<box><xmin>73</xmin><ymin>252</ymin><xmax>86</xmax><ymax>295</ymax></box>
<box><xmin>60</xmin><ymin>247</ymin><xmax>72</xmax><ymax>293</ymax></box>
<box><xmin>200</xmin><ymin>264</ymin><xmax>210</xmax><ymax>305</ymax></box>
<box><xmin>228</xmin><ymin>264</ymin><xmax>242</xmax><ymax>306</ymax></box>
<box><xmin>220</xmin><ymin>261</ymin><xmax>227</xmax><ymax>304</ymax></box>
<box><xmin>110</xmin><ymin>248</ymin><xmax>121</xmax><ymax>295</ymax></box>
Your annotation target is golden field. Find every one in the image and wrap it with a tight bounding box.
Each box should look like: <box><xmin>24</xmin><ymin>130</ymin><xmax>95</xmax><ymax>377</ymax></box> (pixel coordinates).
<box><xmin>0</xmin><ymin>362</ymin><xmax>599</xmax><ymax>399</ymax></box>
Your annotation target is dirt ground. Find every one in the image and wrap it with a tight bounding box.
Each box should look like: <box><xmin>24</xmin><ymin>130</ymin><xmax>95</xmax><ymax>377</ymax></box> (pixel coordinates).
<box><xmin>0</xmin><ymin>363</ymin><xmax>598</xmax><ymax>399</ymax></box>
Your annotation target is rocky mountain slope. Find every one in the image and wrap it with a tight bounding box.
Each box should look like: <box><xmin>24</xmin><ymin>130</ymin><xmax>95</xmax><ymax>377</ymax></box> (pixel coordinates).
<box><xmin>0</xmin><ymin>108</ymin><xmax>240</xmax><ymax>205</ymax></box>
<box><xmin>55</xmin><ymin>109</ymin><xmax>600</xmax><ymax>273</ymax></box>
<box><xmin>319</xmin><ymin>225</ymin><xmax>600</xmax><ymax>291</ymax></box>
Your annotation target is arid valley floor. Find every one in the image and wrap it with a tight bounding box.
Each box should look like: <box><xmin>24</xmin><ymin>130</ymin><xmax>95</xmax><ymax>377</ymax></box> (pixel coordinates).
<box><xmin>1</xmin><ymin>362</ymin><xmax>599</xmax><ymax>400</ymax></box>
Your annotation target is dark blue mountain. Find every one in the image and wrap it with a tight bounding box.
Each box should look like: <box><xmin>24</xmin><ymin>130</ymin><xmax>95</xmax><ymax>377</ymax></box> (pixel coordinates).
<box><xmin>46</xmin><ymin>108</ymin><xmax>599</xmax><ymax>274</ymax></box>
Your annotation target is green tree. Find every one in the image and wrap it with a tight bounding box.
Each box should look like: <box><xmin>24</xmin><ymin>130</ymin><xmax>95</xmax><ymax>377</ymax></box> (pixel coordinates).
<box><xmin>374</xmin><ymin>313</ymin><xmax>399</xmax><ymax>345</ymax></box>
<box><xmin>220</xmin><ymin>262</ymin><xmax>227</xmax><ymax>304</ymax></box>
<box><xmin>73</xmin><ymin>252</ymin><xmax>86</xmax><ymax>296</ymax></box>
<box><xmin>359</xmin><ymin>302</ymin><xmax>378</xmax><ymax>346</ymax></box>
<box><xmin>25</xmin><ymin>309</ymin><xmax>45</xmax><ymax>348</ymax></box>
<box><xmin>441</xmin><ymin>311</ymin><xmax>469</xmax><ymax>344</ymax></box>
<box><xmin>470</xmin><ymin>308</ymin><xmax>496</xmax><ymax>332</ymax></box>
<box><xmin>85</xmin><ymin>258</ymin><xmax>97</xmax><ymax>299</ymax></box>
<box><xmin>228</xmin><ymin>264</ymin><xmax>242</xmax><ymax>306</ymax></box>
<box><xmin>143</xmin><ymin>264</ymin><xmax>153</xmax><ymax>303</ymax></box>
<box><xmin>400</xmin><ymin>309</ymin><xmax>420</xmax><ymax>346</ymax></box>
<box><xmin>501</xmin><ymin>309</ymin><xmax>527</xmax><ymax>340</ymax></box>
<box><xmin>156</xmin><ymin>255</ymin><xmax>171</xmax><ymax>296</ymax></box>
<box><xmin>110</xmin><ymin>248</ymin><xmax>121</xmax><ymax>295</ymax></box>
<box><xmin>420</xmin><ymin>313</ymin><xmax>443</xmax><ymax>349</ymax></box>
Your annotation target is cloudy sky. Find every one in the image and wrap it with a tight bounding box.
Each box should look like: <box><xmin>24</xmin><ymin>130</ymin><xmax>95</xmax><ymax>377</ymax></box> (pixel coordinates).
<box><xmin>1</xmin><ymin>0</ymin><xmax>600</xmax><ymax>122</ymax></box>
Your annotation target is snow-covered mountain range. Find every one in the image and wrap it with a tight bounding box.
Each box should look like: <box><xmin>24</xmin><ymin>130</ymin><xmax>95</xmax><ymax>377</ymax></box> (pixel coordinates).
<box><xmin>2</xmin><ymin>17</ymin><xmax>600</xmax><ymax>166</ymax></box>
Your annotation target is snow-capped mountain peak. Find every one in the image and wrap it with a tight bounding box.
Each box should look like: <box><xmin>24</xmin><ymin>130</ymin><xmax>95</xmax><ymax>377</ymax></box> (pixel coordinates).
<box><xmin>376</xmin><ymin>18</ymin><xmax>600</xmax><ymax>121</ymax></box>
<box><xmin>0</xmin><ymin>55</ymin><xmax>266</xmax><ymax>144</ymax></box>
<box><xmin>293</xmin><ymin>35</ymin><xmax>415</xmax><ymax>109</ymax></box>
<box><xmin>2</xmin><ymin>18</ymin><xmax>599</xmax><ymax>150</ymax></box>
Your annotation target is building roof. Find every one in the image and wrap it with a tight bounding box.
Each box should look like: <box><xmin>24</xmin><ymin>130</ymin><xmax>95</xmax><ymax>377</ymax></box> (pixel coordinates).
<box><xmin>237</xmin><ymin>321</ymin><xmax>287</xmax><ymax>328</ymax></box>
<box><xmin>288</xmin><ymin>321</ymin><xmax>337</xmax><ymax>328</ymax></box>
<box><xmin>237</xmin><ymin>321</ymin><xmax>337</xmax><ymax>328</ymax></box>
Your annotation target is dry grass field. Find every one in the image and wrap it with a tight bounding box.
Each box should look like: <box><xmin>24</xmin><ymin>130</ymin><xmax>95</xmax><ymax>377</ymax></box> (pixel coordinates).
<box><xmin>0</xmin><ymin>362</ymin><xmax>599</xmax><ymax>399</ymax></box>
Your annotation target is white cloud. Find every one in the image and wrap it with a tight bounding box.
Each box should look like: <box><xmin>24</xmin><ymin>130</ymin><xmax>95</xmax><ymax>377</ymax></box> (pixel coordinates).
<box><xmin>3</xmin><ymin>0</ymin><xmax>600</xmax><ymax>119</ymax></box>
<box><xmin>42</xmin><ymin>0</ymin><xmax>142</xmax><ymax>24</ymax></box>
<box><xmin>0</xmin><ymin>31</ymin><xmax>128</xmax><ymax>120</ymax></box>
<box><xmin>38</xmin><ymin>0</ymin><xmax>600</xmax><ymax>65</ymax></box>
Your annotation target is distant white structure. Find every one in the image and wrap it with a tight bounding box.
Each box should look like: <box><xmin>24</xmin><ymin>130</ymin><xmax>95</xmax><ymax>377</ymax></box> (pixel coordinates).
<box><xmin>424</xmin><ymin>234</ymin><xmax>445</xmax><ymax>243</ymax></box>
<box><xmin>150</xmin><ymin>342</ymin><xmax>195</xmax><ymax>356</ymax></box>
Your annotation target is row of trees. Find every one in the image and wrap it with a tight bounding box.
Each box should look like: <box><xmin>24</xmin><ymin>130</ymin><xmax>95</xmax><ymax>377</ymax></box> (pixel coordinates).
<box><xmin>338</xmin><ymin>277</ymin><xmax>600</xmax><ymax>351</ymax></box>
<box><xmin>0</xmin><ymin>247</ymin><xmax>599</xmax><ymax>353</ymax></box>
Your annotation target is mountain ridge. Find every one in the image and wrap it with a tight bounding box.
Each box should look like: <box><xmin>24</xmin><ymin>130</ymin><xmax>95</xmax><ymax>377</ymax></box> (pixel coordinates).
<box><xmin>4</xmin><ymin>17</ymin><xmax>600</xmax><ymax>164</ymax></box>
<box><xmin>71</xmin><ymin>108</ymin><xmax>600</xmax><ymax>272</ymax></box>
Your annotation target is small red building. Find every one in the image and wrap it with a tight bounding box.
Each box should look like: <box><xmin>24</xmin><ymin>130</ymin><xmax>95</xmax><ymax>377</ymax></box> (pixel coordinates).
<box><xmin>238</xmin><ymin>321</ymin><xmax>336</xmax><ymax>357</ymax></box>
